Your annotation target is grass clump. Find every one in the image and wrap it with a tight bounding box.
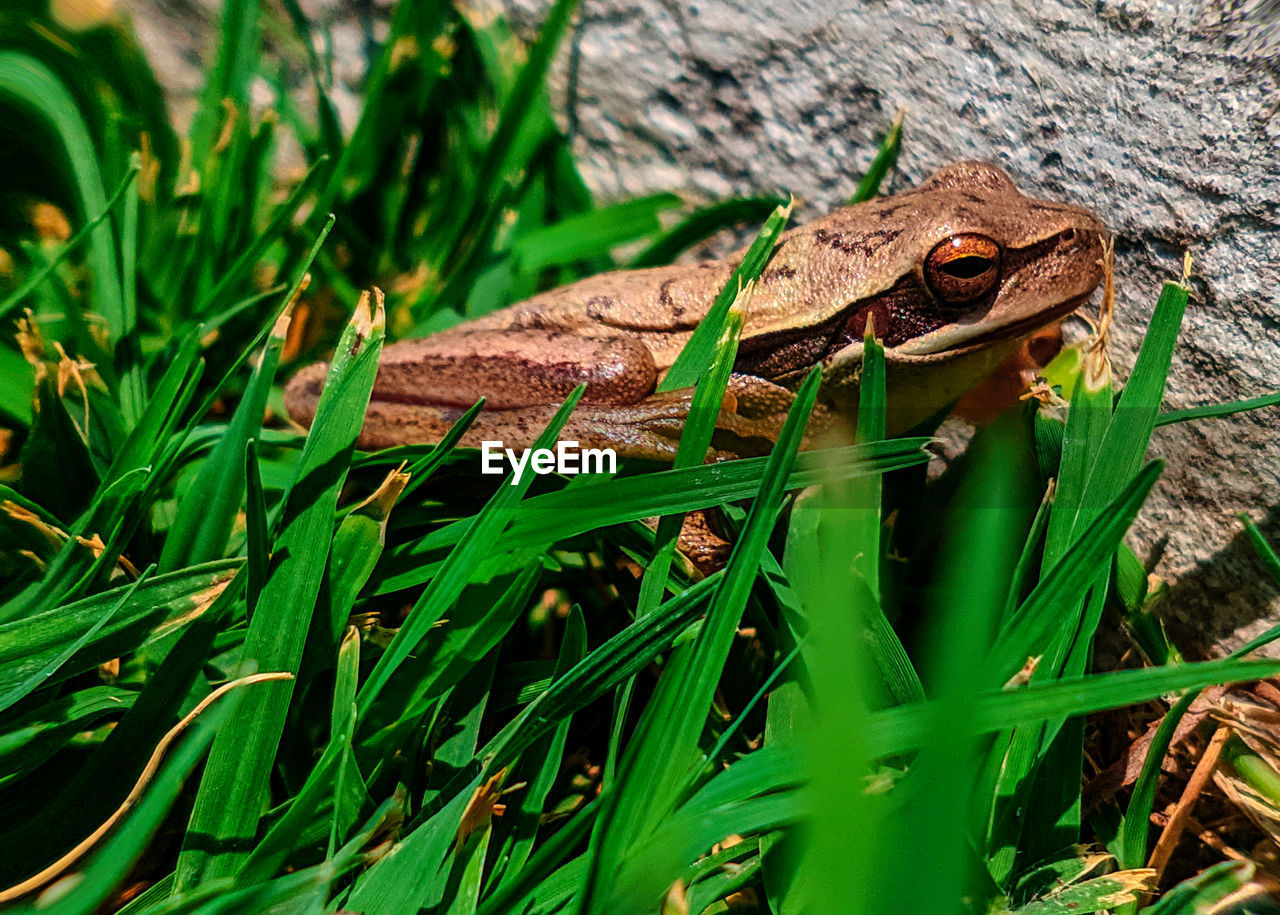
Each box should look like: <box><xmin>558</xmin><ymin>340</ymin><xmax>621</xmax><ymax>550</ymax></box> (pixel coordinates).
<box><xmin>0</xmin><ymin>2</ymin><xmax>1279</xmax><ymax>913</ymax></box>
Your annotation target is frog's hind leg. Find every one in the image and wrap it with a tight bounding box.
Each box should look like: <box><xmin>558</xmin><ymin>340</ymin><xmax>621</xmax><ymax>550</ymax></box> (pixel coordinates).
<box><xmin>288</xmin><ymin>353</ymin><xmax>831</xmax><ymax>460</ymax></box>
<box><xmin>347</xmin><ymin>373</ymin><xmax>832</xmax><ymax>459</ymax></box>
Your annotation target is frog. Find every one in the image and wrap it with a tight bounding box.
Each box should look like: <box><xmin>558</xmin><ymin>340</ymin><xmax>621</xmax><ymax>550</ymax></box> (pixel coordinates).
<box><xmin>284</xmin><ymin>161</ymin><xmax>1106</xmax><ymax>459</ymax></box>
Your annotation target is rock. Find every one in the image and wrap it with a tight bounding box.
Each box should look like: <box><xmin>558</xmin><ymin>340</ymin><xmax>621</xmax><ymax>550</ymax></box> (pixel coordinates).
<box><xmin>515</xmin><ymin>0</ymin><xmax>1280</xmax><ymax>655</ymax></box>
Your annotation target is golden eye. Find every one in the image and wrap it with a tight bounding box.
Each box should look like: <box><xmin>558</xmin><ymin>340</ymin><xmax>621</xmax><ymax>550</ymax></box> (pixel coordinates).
<box><xmin>924</xmin><ymin>234</ymin><xmax>1002</xmax><ymax>304</ymax></box>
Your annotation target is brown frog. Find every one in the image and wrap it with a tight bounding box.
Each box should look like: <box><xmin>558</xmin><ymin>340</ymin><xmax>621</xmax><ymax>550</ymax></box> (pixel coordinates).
<box><xmin>285</xmin><ymin>161</ymin><xmax>1106</xmax><ymax>457</ymax></box>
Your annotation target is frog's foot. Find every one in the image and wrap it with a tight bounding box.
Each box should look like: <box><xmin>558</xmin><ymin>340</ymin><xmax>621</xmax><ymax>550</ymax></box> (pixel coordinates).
<box><xmin>678</xmin><ymin>510</ymin><xmax>734</xmax><ymax>575</ymax></box>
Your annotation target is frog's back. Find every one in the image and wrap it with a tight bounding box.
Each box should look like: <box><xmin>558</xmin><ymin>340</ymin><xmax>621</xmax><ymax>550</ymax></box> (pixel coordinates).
<box><xmin>462</xmin><ymin>160</ymin><xmax>1099</xmax><ymax>368</ymax></box>
<box><xmin>461</xmin><ymin>194</ymin><xmax>914</xmax><ymax>368</ymax></box>
<box><xmin>465</xmin><ymin>259</ymin><xmax>733</xmax><ymax>334</ymax></box>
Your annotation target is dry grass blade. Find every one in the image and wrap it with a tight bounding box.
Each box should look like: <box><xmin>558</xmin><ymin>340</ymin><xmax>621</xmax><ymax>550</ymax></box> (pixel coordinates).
<box><xmin>0</xmin><ymin>672</ymin><xmax>290</xmax><ymax>904</ymax></box>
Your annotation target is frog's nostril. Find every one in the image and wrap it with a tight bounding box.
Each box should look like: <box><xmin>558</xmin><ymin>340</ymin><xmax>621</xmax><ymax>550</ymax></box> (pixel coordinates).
<box><xmin>1061</xmin><ymin>228</ymin><xmax>1077</xmax><ymax>242</ymax></box>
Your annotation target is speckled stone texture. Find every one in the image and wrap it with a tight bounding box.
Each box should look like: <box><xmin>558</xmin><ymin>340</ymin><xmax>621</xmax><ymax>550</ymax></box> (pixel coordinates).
<box><xmin>496</xmin><ymin>0</ymin><xmax>1280</xmax><ymax>656</ymax></box>
<box><xmin>131</xmin><ymin>0</ymin><xmax>1280</xmax><ymax>653</ymax></box>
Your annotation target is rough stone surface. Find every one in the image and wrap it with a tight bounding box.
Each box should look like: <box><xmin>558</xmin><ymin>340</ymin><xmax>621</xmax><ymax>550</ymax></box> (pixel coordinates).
<box><xmin>129</xmin><ymin>0</ymin><xmax>1280</xmax><ymax>654</ymax></box>
<box><xmin>499</xmin><ymin>0</ymin><xmax>1280</xmax><ymax>656</ymax></box>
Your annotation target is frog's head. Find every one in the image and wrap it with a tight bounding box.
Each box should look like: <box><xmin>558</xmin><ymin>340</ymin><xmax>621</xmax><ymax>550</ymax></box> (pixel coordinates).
<box><xmin>886</xmin><ymin>160</ymin><xmax>1106</xmax><ymax>357</ymax></box>
<box><xmin>739</xmin><ymin>160</ymin><xmax>1107</xmax><ymax>427</ymax></box>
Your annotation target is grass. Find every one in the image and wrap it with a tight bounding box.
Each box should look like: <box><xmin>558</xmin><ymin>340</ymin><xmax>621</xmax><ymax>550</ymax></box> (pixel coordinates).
<box><xmin>1</xmin><ymin>1</ymin><xmax>1279</xmax><ymax>913</ymax></box>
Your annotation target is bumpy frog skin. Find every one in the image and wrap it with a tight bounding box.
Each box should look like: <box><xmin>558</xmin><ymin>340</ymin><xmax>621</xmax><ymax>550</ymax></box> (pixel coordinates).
<box><xmin>285</xmin><ymin>161</ymin><xmax>1106</xmax><ymax>457</ymax></box>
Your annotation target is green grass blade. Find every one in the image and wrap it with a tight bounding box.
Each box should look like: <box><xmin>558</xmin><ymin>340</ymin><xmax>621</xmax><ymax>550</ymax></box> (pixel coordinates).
<box><xmin>369</xmin><ymin>570</ymin><xmax>726</xmax><ymax>914</ymax></box>
<box><xmin>427</xmin><ymin>0</ymin><xmax>578</xmax><ymax>278</ymax></box>
<box><xmin>1020</xmin><ymin>349</ymin><xmax>1116</xmax><ymax>871</ymax></box>
<box><xmin>660</xmin><ymin>200</ymin><xmax>791</xmax><ymax>391</ymax></box>
<box><xmin>510</xmin><ymin>194</ymin><xmax>681</xmax><ymax>272</ymax></box>
<box><xmin>627</xmin><ymin>196</ymin><xmax>786</xmax><ymax>268</ymax></box>
<box><xmin>184</xmin><ymin>215</ymin><xmax>335</xmax><ymax>440</ymax></box>
<box><xmin>0</xmin><ymin>686</ymin><xmax>136</xmax><ymax>789</ymax></box>
<box><xmin>477</xmin><ymin>574</ymin><xmax>723</xmax><ymax>778</ymax></box>
<box><xmin>236</xmin><ymin>630</ymin><xmax>366</xmax><ymax>884</ymax></box>
<box><xmin>584</xmin><ymin>367</ymin><xmax>820</xmax><ymax>910</ymax></box>
<box><xmin>189</xmin><ymin>0</ymin><xmax>260</xmax><ymax>162</ymax></box>
<box><xmin>369</xmin><ymin>566</ymin><xmax>541</xmax><ymax>749</ymax></box>
<box><xmin>176</xmin><ymin>292</ymin><xmax>385</xmax><ymax>887</ymax></box>
<box><xmin>699</xmin><ymin>639</ymin><xmax>804</xmax><ymax>777</ymax></box>
<box><xmin>160</xmin><ymin>308</ymin><xmax>291</xmax><ymax>571</ymax></box>
<box><xmin>1001</xmin><ymin>480</ymin><xmax>1055</xmax><ymax>624</ymax></box>
<box><xmin>477</xmin><ymin>804</ymin><xmax>598</xmax><ymax>915</ymax></box>
<box><xmin>0</xmin><ymin>163</ymin><xmax>137</xmax><ymax>325</ymax></box>
<box><xmin>244</xmin><ymin>438</ymin><xmax>269</xmax><ymax>614</ymax></box>
<box><xmin>199</xmin><ymin>284</ymin><xmax>289</xmax><ymax>335</ymax></box>
<box><xmin>328</xmin><ymin>629</ymin><xmax>367</xmax><ymax>856</ymax></box>
<box><xmin>685</xmin><ymin>844</ymin><xmax>762</xmax><ymax>913</ymax></box>
<box><xmin>276</xmin><ymin>0</ymin><xmax>343</xmax><ymax>159</ymax></box>
<box><xmin>1043</xmin><ymin>355</ymin><xmax>1115</xmax><ymax>569</ymax></box>
<box><xmin>986</xmin><ymin>462</ymin><xmax>1162</xmax><ymax>683</ymax></box>
<box><xmin>91</xmin><ymin>330</ymin><xmax>204</xmax><ymax>527</ymax></box>
<box><xmin>488</xmin><ymin>609</ymin><xmax>587</xmax><ymax>892</ymax></box>
<box><xmin>863</xmin><ymin>656</ymin><xmax>1280</xmax><ymax>760</ymax></box>
<box><xmin>320</xmin><ymin>469</ymin><xmax>409</xmax><ymax>653</ymax></box>
<box><xmin>1</xmin><ymin>577</ymin><xmax>245</xmax><ymax>880</ymax></box>
<box><xmin>1014</xmin><ymin>871</ymin><xmax>1151</xmax><ymax>913</ymax></box>
<box><xmin>0</xmin><ymin>345</ymin><xmax>35</xmax><ymax>426</ymax></box>
<box><xmin>1117</xmin><ymin>516</ymin><xmax>1280</xmax><ymax>883</ymax></box>
<box><xmin>875</xmin><ymin>416</ymin><xmax>1032</xmax><ymax>912</ymax></box>
<box><xmin>1072</xmin><ymin>280</ymin><xmax>1186</xmax><ymax>526</ymax></box>
<box><xmin>1239</xmin><ymin>512</ymin><xmax>1280</xmax><ymax>588</ymax></box>
<box><xmin>1154</xmin><ymin>391</ymin><xmax>1280</xmax><ymax>426</ymax></box>
<box><xmin>393</xmin><ymin>399</ymin><xmax>486</xmax><ymax>504</ymax></box>
<box><xmin>849</xmin><ymin>111</ymin><xmax>903</xmax><ymax>203</ymax></box>
<box><xmin>620</xmin><ymin>277</ymin><xmax>748</xmax><ymax>782</ymax></box>
<box><xmin>376</xmin><ymin>439</ymin><xmax>932</xmax><ymax>593</ymax></box>
<box><xmin>0</xmin><ymin>52</ymin><xmax>123</xmax><ymax>338</ymax></box>
<box><xmin>118</xmin><ymin>151</ymin><xmax>143</xmax><ymax>426</ymax></box>
<box><xmin>769</xmin><ymin>491</ymin><xmax>872</xmax><ymax>912</ymax></box>
<box><xmin>1143</xmin><ymin>861</ymin><xmax>1269</xmax><ymax>914</ymax></box>
<box><xmin>608</xmin><ymin>791</ymin><xmax>802</xmax><ymax>907</ymax></box>
<box><xmin>10</xmin><ymin>677</ymin><xmax>274</xmax><ymax>915</ymax></box>
<box><xmin>355</xmin><ymin>383</ymin><xmax>586</xmax><ymax>716</ymax></box>
<box><xmin>1117</xmin><ymin>690</ymin><xmax>1198</xmax><ymax>873</ymax></box>
<box><xmin>0</xmin><ymin>560</ymin><xmax>240</xmax><ymax>695</ymax></box>
<box><xmin>0</xmin><ymin>568</ymin><xmax>148</xmax><ymax>714</ymax></box>
<box><xmin>192</xmin><ymin>158</ymin><xmax>330</xmax><ymax>317</ymax></box>
<box><xmin>341</xmin><ymin>773</ymin><xmax>475</xmax><ymax>913</ymax></box>
<box><xmin>404</xmin><ymin>571</ymin><xmax>722</xmax><ymax>886</ymax></box>
<box><xmin>850</xmin><ymin>328</ymin><xmax>886</xmax><ymax>596</ymax></box>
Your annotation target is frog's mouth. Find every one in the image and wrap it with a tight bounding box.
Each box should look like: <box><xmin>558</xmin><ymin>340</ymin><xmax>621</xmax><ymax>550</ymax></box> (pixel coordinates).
<box><xmin>735</xmin><ymin>275</ymin><xmax>962</xmax><ymax>379</ymax></box>
<box><xmin>736</xmin><ymin>287</ymin><xmax>1090</xmax><ymax>379</ymax></box>
<box><xmin>895</xmin><ymin>290</ymin><xmax>1094</xmax><ymax>360</ymax></box>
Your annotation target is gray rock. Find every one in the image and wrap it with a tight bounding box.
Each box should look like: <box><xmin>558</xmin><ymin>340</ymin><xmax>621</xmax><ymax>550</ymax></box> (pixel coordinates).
<box><xmin>509</xmin><ymin>0</ymin><xmax>1280</xmax><ymax>655</ymax></box>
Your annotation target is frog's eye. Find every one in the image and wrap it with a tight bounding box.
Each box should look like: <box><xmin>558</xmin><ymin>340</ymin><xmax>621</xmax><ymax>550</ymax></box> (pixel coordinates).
<box><xmin>924</xmin><ymin>234</ymin><xmax>1002</xmax><ymax>304</ymax></box>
